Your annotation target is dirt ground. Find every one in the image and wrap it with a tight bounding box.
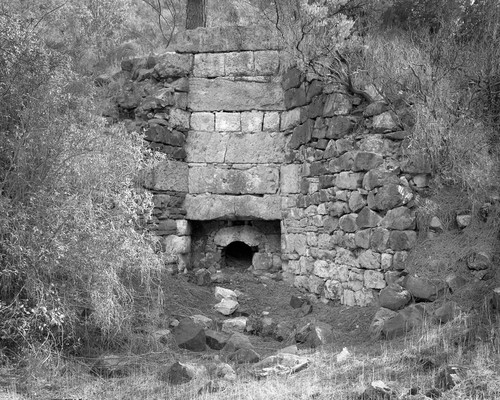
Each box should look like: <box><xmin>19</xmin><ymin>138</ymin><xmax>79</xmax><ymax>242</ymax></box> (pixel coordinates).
<box><xmin>162</xmin><ymin>267</ymin><xmax>379</xmax><ymax>358</ymax></box>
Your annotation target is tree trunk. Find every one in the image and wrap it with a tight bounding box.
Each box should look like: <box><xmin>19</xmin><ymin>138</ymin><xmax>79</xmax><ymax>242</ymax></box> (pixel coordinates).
<box><xmin>186</xmin><ymin>0</ymin><xmax>206</xmax><ymax>29</ymax></box>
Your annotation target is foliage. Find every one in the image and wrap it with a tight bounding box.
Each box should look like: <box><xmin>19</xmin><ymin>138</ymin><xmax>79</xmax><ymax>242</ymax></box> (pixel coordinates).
<box><xmin>0</xmin><ymin>13</ymin><xmax>164</xmax><ymax>352</ymax></box>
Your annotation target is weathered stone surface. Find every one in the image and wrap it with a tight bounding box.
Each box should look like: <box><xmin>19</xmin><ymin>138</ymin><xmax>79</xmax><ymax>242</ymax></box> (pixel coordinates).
<box><xmin>357</xmin><ymin>207</ymin><xmax>382</xmax><ymax>228</ymax></box>
<box><xmin>434</xmin><ymin>301</ymin><xmax>458</xmax><ymax>324</ymax></box>
<box><xmin>173</xmin><ymin>25</ymin><xmax>282</xmax><ymax>53</ymax></box>
<box><xmin>369</xmin><ymin>308</ymin><xmax>406</xmax><ymax>339</ymax></box>
<box><xmin>215</xmin><ymin>299</ymin><xmax>239</xmax><ymax>316</ymax></box>
<box><xmin>288</xmin><ymin>120</ymin><xmax>313</xmax><ymax>149</ymax></box>
<box><xmin>222</xmin><ymin>316</ymin><xmax>248</xmax><ymax>333</ymax></box>
<box><xmin>355</xmin><ymin>229</ymin><xmax>371</xmax><ymax>249</ymax></box>
<box><xmin>222</xmin><ymin>332</ymin><xmax>253</xmax><ymax>353</ymax></box>
<box><xmin>323</xmin><ymin>93</ymin><xmax>352</xmax><ymax>116</ymax></box>
<box><xmin>370</xmin><ymin>228</ymin><xmax>390</xmax><ymax>252</ymax></box>
<box><xmin>160</xmin><ymin>361</ymin><xmax>207</xmax><ymax>385</ymax></box>
<box><xmin>358</xmin><ymin>250</ymin><xmax>381</xmax><ymax>270</ymax></box>
<box><xmin>227</xmin><ymin>132</ymin><xmax>285</xmax><ymax>163</ymax></box>
<box><xmin>364</xmin><ymin>101</ymin><xmax>388</xmax><ymax>117</ymax></box>
<box><xmin>225</xmin><ymin>51</ymin><xmax>254</xmax><ymax>76</ymax></box>
<box><xmin>263</xmin><ymin>111</ymin><xmax>280</xmax><ymax>130</ymax></box>
<box><xmin>336</xmin><ymin>171</ymin><xmax>363</xmax><ymax>190</ymax></box>
<box><xmin>205</xmin><ymin>330</ymin><xmax>230</xmax><ymax>350</ymax></box>
<box><xmin>241</xmin><ymin>111</ymin><xmax>264</xmax><ymax>131</ymax></box>
<box><xmin>371</xmin><ymin>184</ymin><xmax>413</xmax><ymax>211</ymax></box>
<box><xmin>228</xmin><ymin>348</ymin><xmax>260</xmax><ymax>364</ymax></box>
<box><xmin>339</xmin><ymin>214</ymin><xmax>358</xmax><ymax>233</ymax></box>
<box><xmin>191</xmin><ymin>112</ymin><xmax>215</xmax><ymax>131</ymax></box>
<box><xmin>145</xmin><ymin>125</ymin><xmax>185</xmax><ymax>146</ymax></box>
<box><xmin>254</xmin><ymin>50</ymin><xmax>280</xmax><ymax>75</ymax></box>
<box><xmin>193</xmin><ymin>53</ymin><xmax>225</xmax><ymax>77</ymax></box>
<box><xmin>186</xmin><ymin>131</ymin><xmax>228</xmax><ymax>163</ymax></box>
<box><xmin>364</xmin><ymin>270</ymin><xmax>385</xmax><ymax>289</ymax></box>
<box><xmin>353</xmin><ymin>152</ymin><xmax>384</xmax><ymax>172</ymax></box>
<box><xmin>403</xmin><ymin>276</ymin><xmax>447</xmax><ymax>301</ymax></box>
<box><xmin>215</xmin><ymin>112</ymin><xmax>241</xmax><ymax>131</ymax></box>
<box><xmin>378</xmin><ymin>284</ymin><xmax>411</xmax><ymax>310</ymax></box>
<box><xmin>173</xmin><ymin>318</ymin><xmax>206</xmax><ymax>352</ymax></box>
<box><xmin>186</xmin><ymin>131</ymin><xmax>286</xmax><ymax>163</ymax></box>
<box><xmin>348</xmin><ymin>191</ymin><xmax>366</xmax><ymax>212</ymax></box>
<box><xmin>281</xmin><ymin>108</ymin><xmax>301</xmax><ymax>130</ymax></box>
<box><xmin>189</xmin><ymin>165</ymin><xmax>279</xmax><ymax>194</ymax></box>
<box><xmin>325</xmin><ymin>117</ymin><xmax>353</xmax><ymax>139</ymax></box>
<box><xmin>214</xmin><ymin>225</ymin><xmax>263</xmax><ymax>248</ymax></box>
<box><xmin>184</xmin><ymin>194</ymin><xmax>281</xmax><ymax>220</ymax></box>
<box><xmin>188</xmin><ymin>78</ymin><xmax>285</xmax><ymax>111</ymax></box>
<box><xmin>362</xmin><ymin>169</ymin><xmax>400</xmax><ymax>191</ymax></box>
<box><xmin>214</xmin><ymin>286</ymin><xmax>238</xmax><ymax>301</ymax></box>
<box><xmin>163</xmin><ymin>235</ymin><xmax>191</xmax><ymax>254</ymax></box>
<box><xmin>281</xmin><ymin>164</ymin><xmax>301</xmax><ymax>194</ymax></box>
<box><xmin>467</xmin><ymin>251</ymin><xmax>492</xmax><ymax>270</ymax></box>
<box><xmin>380</xmin><ymin>207</ymin><xmax>416</xmax><ymax>230</ymax></box>
<box><xmin>153</xmin><ymin>53</ymin><xmax>193</xmax><ymax>79</ymax></box>
<box><xmin>388</xmin><ymin>230</ymin><xmax>417</xmax><ymax>251</ymax></box>
<box><xmin>144</xmin><ymin>161</ymin><xmax>188</xmax><ymax>192</ymax></box>
<box><xmin>372</xmin><ymin>111</ymin><xmax>398</xmax><ymax>132</ymax></box>
<box><xmin>295</xmin><ymin>322</ymin><xmax>334</xmax><ymax>348</ymax></box>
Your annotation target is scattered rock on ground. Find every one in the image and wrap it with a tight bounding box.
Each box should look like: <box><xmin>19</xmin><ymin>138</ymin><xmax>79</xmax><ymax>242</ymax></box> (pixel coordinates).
<box><xmin>159</xmin><ymin>361</ymin><xmax>207</xmax><ymax>385</ymax></box>
<box><xmin>378</xmin><ymin>283</ymin><xmax>411</xmax><ymax>311</ymax></box>
<box><xmin>195</xmin><ymin>268</ymin><xmax>212</xmax><ymax>286</ymax></box>
<box><xmin>360</xmin><ymin>380</ymin><xmax>399</xmax><ymax>400</ymax></box>
<box><xmin>290</xmin><ymin>295</ymin><xmax>309</xmax><ymax>309</ymax></box>
<box><xmin>251</xmin><ymin>353</ymin><xmax>310</xmax><ymax>378</ymax></box>
<box><xmin>215</xmin><ymin>298</ymin><xmax>239</xmax><ymax>316</ymax></box>
<box><xmin>228</xmin><ymin>348</ymin><xmax>261</xmax><ymax>364</ymax></box>
<box><xmin>295</xmin><ymin>322</ymin><xmax>334</xmax><ymax>348</ymax></box>
<box><xmin>190</xmin><ymin>314</ymin><xmax>213</xmax><ymax>329</ymax></box>
<box><xmin>222</xmin><ymin>332</ymin><xmax>253</xmax><ymax>353</ymax></box>
<box><xmin>434</xmin><ymin>301</ymin><xmax>457</xmax><ymax>324</ymax></box>
<box><xmin>403</xmin><ymin>275</ymin><xmax>447</xmax><ymax>302</ymax></box>
<box><xmin>92</xmin><ymin>354</ymin><xmax>133</xmax><ymax>377</ymax></box>
<box><xmin>205</xmin><ymin>329</ymin><xmax>230</xmax><ymax>350</ymax></box>
<box><xmin>173</xmin><ymin>318</ymin><xmax>206</xmax><ymax>352</ymax></box>
<box><xmin>222</xmin><ymin>316</ymin><xmax>248</xmax><ymax>333</ymax></box>
<box><xmin>215</xmin><ymin>286</ymin><xmax>238</xmax><ymax>301</ymax></box>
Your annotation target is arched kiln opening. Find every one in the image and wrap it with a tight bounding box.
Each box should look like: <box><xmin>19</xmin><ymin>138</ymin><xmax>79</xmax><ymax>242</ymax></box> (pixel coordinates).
<box><xmin>222</xmin><ymin>241</ymin><xmax>257</xmax><ymax>269</ymax></box>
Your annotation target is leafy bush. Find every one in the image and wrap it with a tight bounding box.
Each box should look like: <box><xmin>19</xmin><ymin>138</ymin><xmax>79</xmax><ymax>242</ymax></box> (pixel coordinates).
<box><xmin>0</xmin><ymin>13</ymin><xmax>164</xmax><ymax>353</ymax></box>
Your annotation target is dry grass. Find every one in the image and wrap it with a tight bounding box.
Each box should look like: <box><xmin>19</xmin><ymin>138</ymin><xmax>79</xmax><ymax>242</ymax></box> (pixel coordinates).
<box><xmin>3</xmin><ymin>305</ymin><xmax>500</xmax><ymax>400</ymax></box>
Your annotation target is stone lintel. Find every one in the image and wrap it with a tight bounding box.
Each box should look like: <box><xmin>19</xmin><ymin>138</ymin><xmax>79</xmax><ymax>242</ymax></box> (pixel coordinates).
<box><xmin>188</xmin><ymin>78</ymin><xmax>285</xmax><ymax>111</ymax></box>
<box><xmin>184</xmin><ymin>194</ymin><xmax>281</xmax><ymax>220</ymax></box>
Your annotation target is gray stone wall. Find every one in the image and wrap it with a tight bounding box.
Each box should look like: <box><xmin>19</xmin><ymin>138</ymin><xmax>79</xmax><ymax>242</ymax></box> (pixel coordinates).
<box><xmin>107</xmin><ymin>25</ymin><xmax>430</xmax><ymax>305</ymax></box>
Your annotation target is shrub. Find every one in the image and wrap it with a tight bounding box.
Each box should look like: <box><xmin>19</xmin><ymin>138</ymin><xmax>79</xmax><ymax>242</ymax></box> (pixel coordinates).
<box><xmin>0</xmin><ymin>14</ymin><xmax>164</xmax><ymax>353</ymax></box>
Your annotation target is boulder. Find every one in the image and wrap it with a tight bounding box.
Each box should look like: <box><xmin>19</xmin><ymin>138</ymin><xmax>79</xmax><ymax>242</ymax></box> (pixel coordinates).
<box><xmin>295</xmin><ymin>322</ymin><xmax>334</xmax><ymax>348</ymax></box>
<box><xmin>290</xmin><ymin>295</ymin><xmax>309</xmax><ymax>309</ymax></box>
<box><xmin>214</xmin><ymin>299</ymin><xmax>239</xmax><ymax>316</ymax></box>
<box><xmin>378</xmin><ymin>284</ymin><xmax>411</xmax><ymax>311</ymax></box>
<box><xmin>403</xmin><ymin>276</ymin><xmax>447</xmax><ymax>301</ymax></box>
<box><xmin>369</xmin><ymin>308</ymin><xmax>406</xmax><ymax>340</ymax></box>
<box><xmin>434</xmin><ymin>301</ymin><xmax>457</xmax><ymax>324</ymax></box>
<box><xmin>222</xmin><ymin>332</ymin><xmax>253</xmax><ymax>353</ymax></box>
<box><xmin>228</xmin><ymin>348</ymin><xmax>261</xmax><ymax>364</ymax></box>
<box><xmin>195</xmin><ymin>268</ymin><xmax>212</xmax><ymax>286</ymax></box>
<box><xmin>173</xmin><ymin>318</ymin><xmax>206</xmax><ymax>352</ymax></box>
<box><xmin>215</xmin><ymin>287</ymin><xmax>238</xmax><ymax>301</ymax></box>
<box><xmin>222</xmin><ymin>316</ymin><xmax>248</xmax><ymax>333</ymax></box>
<box><xmin>205</xmin><ymin>329</ymin><xmax>230</xmax><ymax>350</ymax></box>
<box><xmin>190</xmin><ymin>315</ymin><xmax>213</xmax><ymax>329</ymax></box>
<box><xmin>467</xmin><ymin>251</ymin><xmax>491</xmax><ymax>270</ymax></box>
<box><xmin>159</xmin><ymin>361</ymin><xmax>207</xmax><ymax>385</ymax></box>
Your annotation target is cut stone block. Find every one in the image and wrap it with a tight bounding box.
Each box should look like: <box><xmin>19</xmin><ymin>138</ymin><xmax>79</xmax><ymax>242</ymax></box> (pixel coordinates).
<box><xmin>225</xmin><ymin>51</ymin><xmax>254</xmax><ymax>76</ymax></box>
<box><xmin>193</xmin><ymin>53</ymin><xmax>225</xmax><ymax>77</ymax></box>
<box><xmin>188</xmin><ymin>78</ymin><xmax>285</xmax><ymax>111</ymax></box>
<box><xmin>189</xmin><ymin>165</ymin><xmax>279</xmax><ymax>194</ymax></box>
<box><xmin>184</xmin><ymin>194</ymin><xmax>281</xmax><ymax>220</ymax></box>
<box><xmin>190</xmin><ymin>112</ymin><xmax>215</xmax><ymax>131</ymax></box>
<box><xmin>216</xmin><ymin>112</ymin><xmax>241</xmax><ymax>131</ymax></box>
<box><xmin>241</xmin><ymin>111</ymin><xmax>263</xmax><ymax>132</ymax></box>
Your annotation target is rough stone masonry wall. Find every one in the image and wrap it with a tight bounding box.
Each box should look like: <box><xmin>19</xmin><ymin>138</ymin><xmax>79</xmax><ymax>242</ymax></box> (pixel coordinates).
<box><xmin>107</xmin><ymin>25</ymin><xmax>430</xmax><ymax>305</ymax></box>
<box><xmin>279</xmin><ymin>69</ymin><xmax>428</xmax><ymax>306</ymax></box>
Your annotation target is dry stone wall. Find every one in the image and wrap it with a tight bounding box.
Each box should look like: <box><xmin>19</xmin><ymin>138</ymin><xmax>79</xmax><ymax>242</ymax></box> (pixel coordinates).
<box><xmin>106</xmin><ymin>25</ymin><xmax>430</xmax><ymax>306</ymax></box>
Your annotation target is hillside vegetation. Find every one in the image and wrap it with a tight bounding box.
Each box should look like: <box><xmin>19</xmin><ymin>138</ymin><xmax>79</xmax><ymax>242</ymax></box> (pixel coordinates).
<box><xmin>0</xmin><ymin>0</ymin><xmax>499</xmax><ymax>399</ymax></box>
